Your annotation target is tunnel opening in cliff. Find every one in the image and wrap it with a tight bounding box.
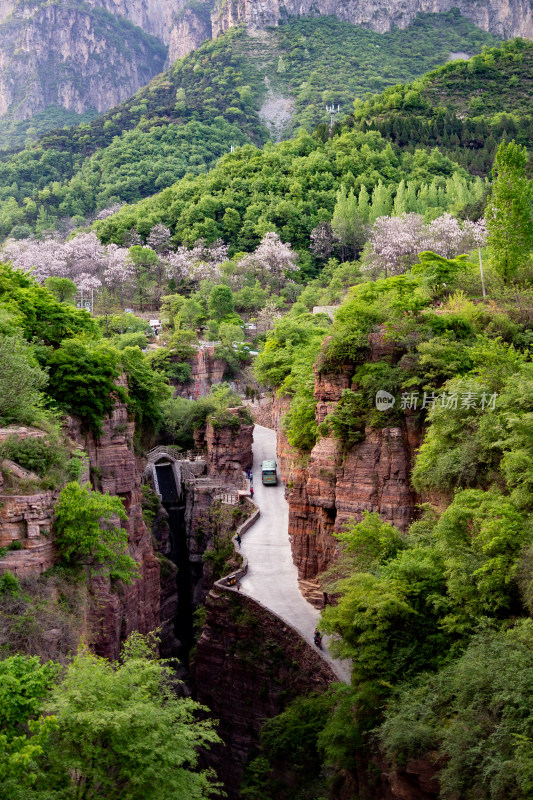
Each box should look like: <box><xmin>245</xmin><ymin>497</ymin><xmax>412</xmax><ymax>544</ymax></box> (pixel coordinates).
<box><xmin>155</xmin><ymin>463</ymin><xmax>194</xmax><ymax>666</ymax></box>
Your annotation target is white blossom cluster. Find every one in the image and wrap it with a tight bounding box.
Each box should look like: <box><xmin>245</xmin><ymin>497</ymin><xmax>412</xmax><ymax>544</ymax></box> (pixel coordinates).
<box><xmin>366</xmin><ymin>214</ymin><xmax>487</xmax><ymax>276</ymax></box>
<box><xmin>1</xmin><ymin>232</ymin><xmax>133</xmax><ymax>292</ymax></box>
<box><xmin>1</xmin><ymin>223</ymin><xmax>301</xmax><ymax>303</ymax></box>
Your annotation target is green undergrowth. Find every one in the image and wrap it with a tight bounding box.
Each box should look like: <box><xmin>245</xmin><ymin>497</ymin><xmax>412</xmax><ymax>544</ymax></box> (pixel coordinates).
<box><xmin>0</xmin><ymin>570</ymin><xmax>86</xmax><ymax>662</ymax></box>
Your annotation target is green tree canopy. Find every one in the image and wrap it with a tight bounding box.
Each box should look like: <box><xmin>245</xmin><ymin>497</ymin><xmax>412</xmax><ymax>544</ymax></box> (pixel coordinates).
<box><xmin>43</xmin><ymin>277</ymin><xmax>77</xmax><ymax>305</ymax></box>
<box><xmin>44</xmin><ymin>339</ymin><xmax>124</xmax><ymax>434</ymax></box>
<box><xmin>486</xmin><ymin>140</ymin><xmax>533</xmax><ymax>281</ymax></box>
<box><xmin>0</xmin><ymin>334</ymin><xmax>48</xmax><ymax>426</ymax></box>
<box><xmin>53</xmin><ymin>482</ymin><xmax>138</xmax><ymax>584</ymax></box>
<box><xmin>35</xmin><ymin>634</ymin><xmax>220</xmax><ymax>800</ymax></box>
<box><xmin>208</xmin><ymin>285</ymin><xmax>234</xmax><ymax>322</ymax></box>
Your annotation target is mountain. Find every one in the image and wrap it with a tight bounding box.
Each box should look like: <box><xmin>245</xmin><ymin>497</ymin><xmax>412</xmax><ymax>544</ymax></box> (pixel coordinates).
<box><xmin>0</xmin><ymin>1</ymin><xmax>167</xmax><ymax>131</ymax></box>
<box><xmin>0</xmin><ymin>0</ymin><xmax>527</xmax><ymax>147</ymax></box>
<box><xmin>351</xmin><ymin>37</ymin><xmax>533</xmax><ymax>175</ymax></box>
<box><xmin>0</xmin><ymin>12</ymin><xmax>498</xmax><ymax>237</ymax></box>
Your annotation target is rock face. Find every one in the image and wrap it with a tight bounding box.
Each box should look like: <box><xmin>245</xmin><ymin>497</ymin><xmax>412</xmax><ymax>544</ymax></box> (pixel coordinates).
<box><xmin>0</xmin><ymin>490</ymin><xmax>58</xmax><ymax>576</ymax></box>
<box><xmin>193</xmin><ymin>589</ymin><xmax>336</xmax><ymax>798</ymax></box>
<box><xmin>210</xmin><ymin>0</ymin><xmax>533</xmax><ymax>39</ymax></box>
<box><xmin>178</xmin><ymin>344</ymin><xmax>227</xmax><ymax>399</ymax></box>
<box><xmin>0</xmin><ymin>1</ymin><xmax>167</xmax><ymax>122</ymax></box>
<box><xmin>66</xmin><ymin>387</ymin><xmax>162</xmax><ymax>660</ymax></box>
<box><xmin>266</xmin><ymin>332</ymin><xmax>422</xmax><ymax>589</ymax></box>
<box><xmin>204</xmin><ymin>411</ymin><xmax>254</xmax><ymax>481</ymax></box>
<box><xmin>168</xmin><ymin>5</ymin><xmax>214</xmax><ymax>61</ymax></box>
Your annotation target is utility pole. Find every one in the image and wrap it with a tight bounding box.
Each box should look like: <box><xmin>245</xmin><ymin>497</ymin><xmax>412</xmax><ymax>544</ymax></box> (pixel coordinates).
<box><xmin>478</xmin><ymin>246</ymin><xmax>487</xmax><ymax>299</ymax></box>
<box><xmin>326</xmin><ymin>104</ymin><xmax>340</xmax><ymax>134</ymax></box>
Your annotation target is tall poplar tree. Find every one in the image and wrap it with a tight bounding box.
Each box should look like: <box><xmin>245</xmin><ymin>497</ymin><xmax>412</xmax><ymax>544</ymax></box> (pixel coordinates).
<box><xmin>331</xmin><ymin>186</ymin><xmax>366</xmax><ymax>260</ymax></box>
<box><xmin>486</xmin><ymin>141</ymin><xmax>533</xmax><ymax>281</ymax></box>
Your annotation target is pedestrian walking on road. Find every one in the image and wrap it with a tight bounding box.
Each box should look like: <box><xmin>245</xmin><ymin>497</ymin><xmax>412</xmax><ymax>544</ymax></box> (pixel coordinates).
<box><xmin>235</xmin><ymin>534</ymin><xmax>241</xmax><ymax>548</ymax></box>
<box><xmin>250</xmin><ymin>486</ymin><xmax>254</xmax><ymax>498</ymax></box>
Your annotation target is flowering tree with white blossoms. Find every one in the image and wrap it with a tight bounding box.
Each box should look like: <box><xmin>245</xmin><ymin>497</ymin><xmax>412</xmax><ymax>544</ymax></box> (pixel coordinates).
<box><xmin>367</xmin><ymin>214</ymin><xmax>430</xmax><ymax>278</ymax></box>
<box><xmin>366</xmin><ymin>214</ymin><xmax>488</xmax><ymax>278</ymax></box>
<box><xmin>310</xmin><ymin>222</ymin><xmax>338</xmax><ymax>260</ymax></box>
<box><xmin>238</xmin><ymin>232</ymin><xmax>299</xmax><ymax>294</ymax></box>
<box><xmin>164</xmin><ymin>239</ymin><xmax>228</xmax><ymax>286</ymax></box>
<box><xmin>95</xmin><ymin>204</ymin><xmax>124</xmax><ymax>221</ymax></box>
<box><xmin>147</xmin><ymin>224</ymin><xmax>173</xmax><ymax>255</ymax></box>
<box><xmin>2</xmin><ymin>237</ymin><xmax>69</xmax><ymax>281</ymax></box>
<box><xmin>2</xmin><ymin>232</ymin><xmax>132</xmax><ymax>306</ymax></box>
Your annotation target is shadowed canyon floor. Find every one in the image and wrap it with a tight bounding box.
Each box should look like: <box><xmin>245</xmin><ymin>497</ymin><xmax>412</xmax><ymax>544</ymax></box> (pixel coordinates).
<box><xmin>240</xmin><ymin>424</ymin><xmax>351</xmax><ymax>683</ymax></box>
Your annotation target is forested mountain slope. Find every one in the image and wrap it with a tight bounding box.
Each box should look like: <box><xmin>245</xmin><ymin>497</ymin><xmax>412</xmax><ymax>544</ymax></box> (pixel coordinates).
<box><xmin>352</xmin><ymin>37</ymin><xmax>533</xmax><ymax>175</ymax></box>
<box><xmin>94</xmin><ymin>129</ymin><xmax>484</xmax><ymax>262</ymax></box>
<box><xmin>0</xmin><ymin>13</ymin><xmax>497</xmax><ymax>238</ymax></box>
<box><xmin>0</xmin><ymin>0</ymin><xmax>521</xmax><ymax>148</ymax></box>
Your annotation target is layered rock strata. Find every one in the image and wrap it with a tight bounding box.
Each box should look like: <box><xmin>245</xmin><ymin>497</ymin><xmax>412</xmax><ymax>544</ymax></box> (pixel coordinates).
<box><xmin>66</xmin><ymin>388</ymin><xmax>162</xmax><ymax>659</ymax></box>
<box><xmin>210</xmin><ymin>0</ymin><xmax>533</xmax><ymax>40</ymax></box>
<box><xmin>204</xmin><ymin>412</ymin><xmax>254</xmax><ymax>481</ymax></box>
<box><xmin>0</xmin><ymin>489</ymin><xmax>58</xmax><ymax>576</ymax></box>
<box><xmin>0</xmin><ymin>2</ymin><xmax>167</xmax><ymax>121</ymax></box>
<box><xmin>173</xmin><ymin>344</ymin><xmax>227</xmax><ymax>399</ymax></box>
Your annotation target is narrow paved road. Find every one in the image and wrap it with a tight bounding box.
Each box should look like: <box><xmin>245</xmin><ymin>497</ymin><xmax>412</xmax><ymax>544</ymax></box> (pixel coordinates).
<box><xmin>239</xmin><ymin>425</ymin><xmax>351</xmax><ymax>683</ymax></box>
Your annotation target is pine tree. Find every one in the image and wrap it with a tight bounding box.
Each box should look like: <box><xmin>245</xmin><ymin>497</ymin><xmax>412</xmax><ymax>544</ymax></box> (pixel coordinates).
<box><xmin>486</xmin><ymin>141</ymin><xmax>533</xmax><ymax>281</ymax></box>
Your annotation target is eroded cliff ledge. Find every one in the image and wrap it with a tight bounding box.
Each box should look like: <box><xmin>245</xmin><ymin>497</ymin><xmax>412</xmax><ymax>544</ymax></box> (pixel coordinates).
<box><xmin>210</xmin><ymin>0</ymin><xmax>533</xmax><ymax>40</ymax></box>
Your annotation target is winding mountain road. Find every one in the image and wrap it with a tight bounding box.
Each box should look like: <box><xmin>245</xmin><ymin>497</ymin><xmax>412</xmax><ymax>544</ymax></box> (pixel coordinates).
<box><xmin>239</xmin><ymin>424</ymin><xmax>351</xmax><ymax>683</ymax></box>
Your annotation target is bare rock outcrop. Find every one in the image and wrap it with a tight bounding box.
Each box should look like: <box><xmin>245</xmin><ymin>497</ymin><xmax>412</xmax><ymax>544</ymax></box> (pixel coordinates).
<box><xmin>0</xmin><ymin>1</ymin><xmax>167</xmax><ymax>122</ymax></box>
<box><xmin>210</xmin><ymin>0</ymin><xmax>533</xmax><ymax>40</ymax></box>
<box><xmin>0</xmin><ymin>490</ymin><xmax>58</xmax><ymax>576</ymax></box>
<box><xmin>202</xmin><ymin>408</ymin><xmax>254</xmax><ymax>481</ymax></box>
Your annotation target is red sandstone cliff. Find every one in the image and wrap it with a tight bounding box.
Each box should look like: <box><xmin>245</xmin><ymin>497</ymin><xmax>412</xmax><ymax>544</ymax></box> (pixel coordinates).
<box><xmin>66</xmin><ymin>381</ymin><xmax>162</xmax><ymax>659</ymax></box>
<box><xmin>194</xmin><ymin>407</ymin><xmax>253</xmax><ymax>483</ymax></box>
<box><xmin>257</xmin><ymin>331</ymin><xmax>422</xmax><ymax>591</ymax></box>
<box><xmin>172</xmin><ymin>344</ymin><xmax>227</xmax><ymax>398</ymax></box>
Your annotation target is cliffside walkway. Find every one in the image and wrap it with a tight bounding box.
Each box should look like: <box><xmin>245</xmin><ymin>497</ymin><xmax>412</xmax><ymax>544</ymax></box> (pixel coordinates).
<box><xmin>239</xmin><ymin>425</ymin><xmax>351</xmax><ymax>683</ymax></box>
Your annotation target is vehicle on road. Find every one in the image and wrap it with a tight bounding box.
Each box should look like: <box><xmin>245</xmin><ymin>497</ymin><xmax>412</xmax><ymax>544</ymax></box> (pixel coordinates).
<box><xmin>261</xmin><ymin>460</ymin><xmax>277</xmax><ymax>485</ymax></box>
